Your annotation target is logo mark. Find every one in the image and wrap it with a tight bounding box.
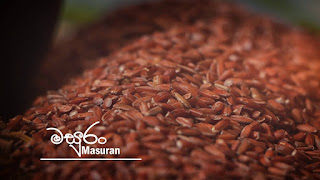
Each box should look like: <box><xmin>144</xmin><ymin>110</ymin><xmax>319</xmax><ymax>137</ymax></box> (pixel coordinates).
<box><xmin>47</xmin><ymin>121</ymin><xmax>111</xmax><ymax>157</ymax></box>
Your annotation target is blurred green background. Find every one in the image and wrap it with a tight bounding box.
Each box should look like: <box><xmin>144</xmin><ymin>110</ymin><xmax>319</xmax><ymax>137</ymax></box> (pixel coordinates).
<box><xmin>56</xmin><ymin>0</ymin><xmax>320</xmax><ymax>41</ymax></box>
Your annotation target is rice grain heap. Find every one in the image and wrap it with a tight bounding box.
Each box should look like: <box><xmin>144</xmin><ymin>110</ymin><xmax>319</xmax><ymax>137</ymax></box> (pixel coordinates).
<box><xmin>2</xmin><ymin>1</ymin><xmax>320</xmax><ymax>179</ymax></box>
<box><xmin>38</xmin><ymin>0</ymin><xmax>244</xmax><ymax>91</ymax></box>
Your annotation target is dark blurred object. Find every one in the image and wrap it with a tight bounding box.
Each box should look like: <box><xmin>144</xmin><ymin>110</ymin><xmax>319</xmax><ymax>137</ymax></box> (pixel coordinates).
<box><xmin>0</xmin><ymin>0</ymin><xmax>62</xmax><ymax>120</ymax></box>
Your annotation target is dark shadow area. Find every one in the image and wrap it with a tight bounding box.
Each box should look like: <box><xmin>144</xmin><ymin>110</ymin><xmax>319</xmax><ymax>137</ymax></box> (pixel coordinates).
<box><xmin>0</xmin><ymin>0</ymin><xmax>62</xmax><ymax>121</ymax></box>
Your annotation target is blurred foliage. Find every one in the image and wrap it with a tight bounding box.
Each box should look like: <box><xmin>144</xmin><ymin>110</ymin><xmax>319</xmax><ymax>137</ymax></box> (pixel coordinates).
<box><xmin>59</xmin><ymin>0</ymin><xmax>320</xmax><ymax>33</ymax></box>
<box><xmin>242</xmin><ymin>0</ymin><xmax>320</xmax><ymax>33</ymax></box>
<box><xmin>62</xmin><ymin>0</ymin><xmax>108</xmax><ymax>24</ymax></box>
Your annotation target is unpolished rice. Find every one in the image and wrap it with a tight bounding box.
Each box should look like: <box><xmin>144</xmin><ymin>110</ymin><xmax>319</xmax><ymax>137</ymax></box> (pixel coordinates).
<box><xmin>2</xmin><ymin>0</ymin><xmax>320</xmax><ymax>179</ymax></box>
<box><xmin>37</xmin><ymin>0</ymin><xmax>233</xmax><ymax>92</ymax></box>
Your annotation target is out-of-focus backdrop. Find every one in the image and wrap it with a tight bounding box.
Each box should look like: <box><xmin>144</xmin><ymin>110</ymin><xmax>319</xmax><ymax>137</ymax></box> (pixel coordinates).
<box><xmin>56</xmin><ymin>0</ymin><xmax>320</xmax><ymax>42</ymax></box>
